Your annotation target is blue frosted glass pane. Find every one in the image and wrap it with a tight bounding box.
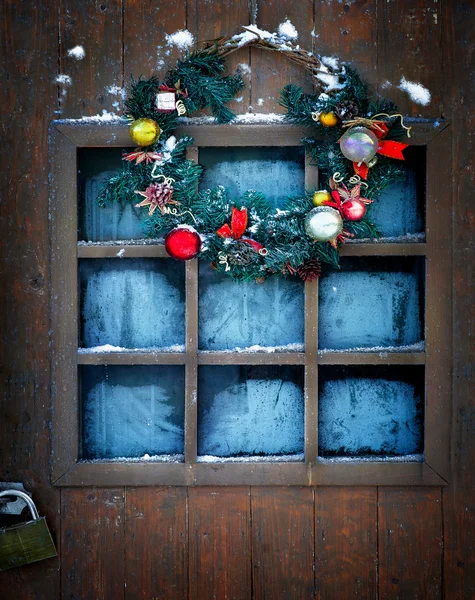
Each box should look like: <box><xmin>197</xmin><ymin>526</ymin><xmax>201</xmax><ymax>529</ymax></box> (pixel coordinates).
<box><xmin>198</xmin><ymin>366</ymin><xmax>305</xmax><ymax>457</ymax></box>
<box><xmin>318</xmin><ymin>366</ymin><xmax>423</xmax><ymax>456</ymax></box>
<box><xmin>319</xmin><ymin>257</ymin><xmax>424</xmax><ymax>350</ymax></box>
<box><xmin>78</xmin><ymin>148</ymin><xmax>146</xmax><ymax>241</ymax></box>
<box><xmin>80</xmin><ymin>258</ymin><xmax>185</xmax><ymax>349</ymax></box>
<box><xmin>366</xmin><ymin>148</ymin><xmax>425</xmax><ymax>237</ymax></box>
<box><xmin>199</xmin><ymin>147</ymin><xmax>305</xmax><ymax>208</ymax></box>
<box><xmin>82</xmin><ymin>365</ymin><xmax>185</xmax><ymax>459</ymax></box>
<box><xmin>199</xmin><ymin>262</ymin><xmax>304</xmax><ymax>350</ymax></box>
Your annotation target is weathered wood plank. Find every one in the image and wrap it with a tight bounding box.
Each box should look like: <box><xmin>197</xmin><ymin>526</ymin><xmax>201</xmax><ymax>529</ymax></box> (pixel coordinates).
<box><xmin>0</xmin><ymin>0</ymin><xmax>60</xmax><ymax>596</ymax></box>
<box><xmin>314</xmin><ymin>0</ymin><xmax>377</xmax><ymax>86</ymax></box>
<box><xmin>252</xmin><ymin>1</ymin><xmax>314</xmax><ymax>113</ymax></box>
<box><xmin>378</xmin><ymin>488</ymin><xmax>443</xmax><ymax>599</ymax></box>
<box><xmin>252</xmin><ymin>487</ymin><xmax>314</xmax><ymax>599</ymax></box>
<box><xmin>442</xmin><ymin>1</ymin><xmax>475</xmax><ymax>597</ymax></box>
<box><xmin>377</xmin><ymin>0</ymin><xmax>442</xmax><ymax>117</ymax></box>
<box><xmin>125</xmin><ymin>487</ymin><xmax>187</xmax><ymax>600</ymax></box>
<box><xmin>59</xmin><ymin>0</ymin><xmax>123</xmax><ymax>118</ymax></box>
<box><xmin>124</xmin><ymin>0</ymin><xmax>186</xmax><ymax>81</ymax></box>
<box><xmin>61</xmin><ymin>488</ymin><xmax>125</xmax><ymax>599</ymax></box>
<box><xmin>315</xmin><ymin>487</ymin><xmax>377</xmax><ymax>599</ymax></box>
<box><xmin>189</xmin><ymin>487</ymin><xmax>251</xmax><ymax>600</ymax></box>
<box><xmin>188</xmin><ymin>0</ymin><xmax>251</xmax><ymax>114</ymax></box>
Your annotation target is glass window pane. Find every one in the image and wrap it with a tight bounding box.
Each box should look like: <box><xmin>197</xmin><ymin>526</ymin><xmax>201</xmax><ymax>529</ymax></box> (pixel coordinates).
<box><xmin>78</xmin><ymin>148</ymin><xmax>146</xmax><ymax>242</ymax></box>
<box><xmin>318</xmin><ymin>257</ymin><xmax>424</xmax><ymax>350</ymax></box>
<box><xmin>80</xmin><ymin>258</ymin><xmax>185</xmax><ymax>350</ymax></box>
<box><xmin>199</xmin><ymin>262</ymin><xmax>304</xmax><ymax>351</ymax></box>
<box><xmin>318</xmin><ymin>366</ymin><xmax>424</xmax><ymax>457</ymax></box>
<box><xmin>198</xmin><ymin>365</ymin><xmax>305</xmax><ymax>458</ymax></box>
<box><xmin>366</xmin><ymin>147</ymin><xmax>425</xmax><ymax>238</ymax></box>
<box><xmin>81</xmin><ymin>365</ymin><xmax>185</xmax><ymax>459</ymax></box>
<box><xmin>199</xmin><ymin>146</ymin><xmax>305</xmax><ymax>209</ymax></box>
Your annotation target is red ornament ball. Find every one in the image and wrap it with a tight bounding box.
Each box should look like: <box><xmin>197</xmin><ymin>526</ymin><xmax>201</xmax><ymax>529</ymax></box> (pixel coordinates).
<box><xmin>165</xmin><ymin>226</ymin><xmax>202</xmax><ymax>260</ymax></box>
<box><xmin>341</xmin><ymin>199</ymin><xmax>367</xmax><ymax>221</ymax></box>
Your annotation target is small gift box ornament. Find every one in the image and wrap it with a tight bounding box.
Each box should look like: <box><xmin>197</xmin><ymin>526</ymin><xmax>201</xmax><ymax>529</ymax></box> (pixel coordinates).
<box><xmin>0</xmin><ymin>490</ymin><xmax>57</xmax><ymax>570</ymax></box>
<box><xmin>155</xmin><ymin>92</ymin><xmax>176</xmax><ymax>113</ymax></box>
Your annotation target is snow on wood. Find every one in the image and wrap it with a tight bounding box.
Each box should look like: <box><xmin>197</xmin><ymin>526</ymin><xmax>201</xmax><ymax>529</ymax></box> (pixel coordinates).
<box><xmin>399</xmin><ymin>76</ymin><xmax>431</xmax><ymax>106</ymax></box>
<box><xmin>277</xmin><ymin>19</ymin><xmax>298</xmax><ymax>41</ymax></box>
<box><xmin>67</xmin><ymin>45</ymin><xmax>85</xmax><ymax>60</ymax></box>
<box><xmin>165</xmin><ymin>29</ymin><xmax>195</xmax><ymax>50</ymax></box>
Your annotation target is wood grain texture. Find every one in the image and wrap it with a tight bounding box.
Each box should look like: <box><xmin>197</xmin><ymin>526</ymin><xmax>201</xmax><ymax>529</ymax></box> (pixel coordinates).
<box><xmin>315</xmin><ymin>487</ymin><xmax>377</xmax><ymax>600</ymax></box>
<box><xmin>377</xmin><ymin>0</ymin><xmax>443</xmax><ymax>116</ymax></box>
<box><xmin>252</xmin><ymin>487</ymin><xmax>314</xmax><ymax>599</ymax></box>
<box><xmin>442</xmin><ymin>0</ymin><xmax>475</xmax><ymax>597</ymax></box>
<box><xmin>61</xmin><ymin>488</ymin><xmax>125</xmax><ymax>600</ymax></box>
<box><xmin>124</xmin><ymin>0</ymin><xmax>186</xmax><ymax>81</ymax></box>
<box><xmin>59</xmin><ymin>0</ymin><xmax>123</xmax><ymax>118</ymax></box>
<box><xmin>125</xmin><ymin>487</ymin><xmax>187</xmax><ymax>600</ymax></box>
<box><xmin>189</xmin><ymin>487</ymin><xmax>251</xmax><ymax>600</ymax></box>
<box><xmin>187</xmin><ymin>0</ymin><xmax>251</xmax><ymax>114</ymax></box>
<box><xmin>0</xmin><ymin>0</ymin><xmax>60</xmax><ymax>597</ymax></box>
<box><xmin>378</xmin><ymin>488</ymin><xmax>443</xmax><ymax>599</ymax></box>
<box><xmin>252</xmin><ymin>1</ymin><xmax>314</xmax><ymax>113</ymax></box>
<box><xmin>314</xmin><ymin>0</ymin><xmax>377</xmax><ymax>85</ymax></box>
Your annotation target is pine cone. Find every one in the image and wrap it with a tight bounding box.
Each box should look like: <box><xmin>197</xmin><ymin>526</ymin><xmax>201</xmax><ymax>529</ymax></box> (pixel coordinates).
<box><xmin>150</xmin><ymin>183</ymin><xmax>174</xmax><ymax>210</ymax></box>
<box><xmin>227</xmin><ymin>241</ymin><xmax>258</xmax><ymax>266</ymax></box>
<box><xmin>335</xmin><ymin>100</ymin><xmax>359</xmax><ymax>121</ymax></box>
<box><xmin>297</xmin><ymin>259</ymin><xmax>321</xmax><ymax>282</ymax></box>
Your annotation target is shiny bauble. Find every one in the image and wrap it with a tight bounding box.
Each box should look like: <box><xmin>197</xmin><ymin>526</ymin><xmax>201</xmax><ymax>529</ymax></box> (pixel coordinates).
<box><xmin>312</xmin><ymin>190</ymin><xmax>332</xmax><ymax>206</ymax></box>
<box><xmin>367</xmin><ymin>156</ymin><xmax>378</xmax><ymax>168</ymax></box>
<box><xmin>304</xmin><ymin>207</ymin><xmax>343</xmax><ymax>242</ymax></box>
<box><xmin>129</xmin><ymin>118</ymin><xmax>161</xmax><ymax>147</ymax></box>
<box><xmin>341</xmin><ymin>199</ymin><xmax>366</xmax><ymax>221</ymax></box>
<box><xmin>165</xmin><ymin>227</ymin><xmax>202</xmax><ymax>260</ymax></box>
<box><xmin>319</xmin><ymin>112</ymin><xmax>339</xmax><ymax>127</ymax></box>
<box><xmin>339</xmin><ymin>126</ymin><xmax>379</xmax><ymax>164</ymax></box>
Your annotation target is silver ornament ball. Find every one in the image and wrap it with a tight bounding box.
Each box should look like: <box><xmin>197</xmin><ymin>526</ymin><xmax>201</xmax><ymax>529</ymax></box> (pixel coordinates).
<box><xmin>339</xmin><ymin>126</ymin><xmax>379</xmax><ymax>164</ymax></box>
<box><xmin>305</xmin><ymin>206</ymin><xmax>343</xmax><ymax>242</ymax></box>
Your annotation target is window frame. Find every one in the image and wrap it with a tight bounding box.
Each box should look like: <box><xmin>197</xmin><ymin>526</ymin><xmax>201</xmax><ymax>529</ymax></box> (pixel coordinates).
<box><xmin>50</xmin><ymin>120</ymin><xmax>451</xmax><ymax>486</ymax></box>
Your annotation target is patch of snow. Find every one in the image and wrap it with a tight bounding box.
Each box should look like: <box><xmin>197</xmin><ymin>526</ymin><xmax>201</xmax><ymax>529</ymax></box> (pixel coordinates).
<box><xmin>78</xmin><ymin>344</ymin><xmax>186</xmax><ymax>353</ymax></box>
<box><xmin>83</xmin><ymin>454</ymin><xmax>184</xmax><ymax>463</ymax></box>
<box><xmin>310</xmin><ymin>28</ymin><xmax>319</xmax><ymax>39</ymax></box>
<box><xmin>318</xmin><ymin>454</ymin><xmax>423</xmax><ymax>463</ymax></box>
<box><xmin>318</xmin><ymin>341</ymin><xmax>425</xmax><ymax>354</ymax></box>
<box><xmin>164</xmin><ymin>135</ymin><xmax>177</xmax><ymax>152</ymax></box>
<box><xmin>237</xmin><ymin>63</ymin><xmax>252</xmax><ymax>76</ymax></box>
<box><xmin>197</xmin><ymin>453</ymin><xmax>305</xmax><ymax>463</ymax></box>
<box><xmin>55</xmin><ymin>110</ymin><xmax>123</xmax><ymax>124</ymax></box>
<box><xmin>347</xmin><ymin>232</ymin><xmax>426</xmax><ymax>243</ymax></box>
<box><xmin>56</xmin><ymin>74</ymin><xmax>72</xmax><ymax>86</ymax></box>
<box><xmin>105</xmin><ymin>85</ymin><xmax>126</xmax><ymax>98</ymax></box>
<box><xmin>116</xmin><ymin>248</ymin><xmax>125</xmax><ymax>258</ymax></box>
<box><xmin>321</xmin><ymin>56</ymin><xmax>340</xmax><ymax>70</ymax></box>
<box><xmin>67</xmin><ymin>45</ymin><xmax>85</xmax><ymax>60</ymax></box>
<box><xmin>77</xmin><ymin>238</ymin><xmax>163</xmax><ymax>246</ymax></box>
<box><xmin>381</xmin><ymin>80</ymin><xmax>392</xmax><ymax>89</ymax></box>
<box><xmin>278</xmin><ymin>19</ymin><xmax>298</xmax><ymax>40</ymax></box>
<box><xmin>398</xmin><ymin>76</ymin><xmax>431</xmax><ymax>106</ymax></box>
<box><xmin>235</xmin><ymin>96</ymin><xmax>243</xmax><ymax>103</ymax></box>
<box><xmin>257</xmin><ymin>98</ymin><xmax>264</xmax><ymax>106</ymax></box>
<box><xmin>178</xmin><ymin>113</ymin><xmax>286</xmax><ymax>125</ymax></box>
<box><xmin>201</xmin><ymin>343</ymin><xmax>304</xmax><ymax>354</ymax></box>
<box><xmin>315</xmin><ymin>71</ymin><xmax>346</xmax><ymax>92</ymax></box>
<box><xmin>165</xmin><ymin>29</ymin><xmax>195</xmax><ymax>50</ymax></box>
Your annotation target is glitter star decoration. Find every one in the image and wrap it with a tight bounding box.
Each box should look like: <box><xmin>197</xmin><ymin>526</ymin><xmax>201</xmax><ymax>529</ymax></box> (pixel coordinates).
<box><xmin>123</xmin><ymin>148</ymin><xmax>163</xmax><ymax>165</ymax></box>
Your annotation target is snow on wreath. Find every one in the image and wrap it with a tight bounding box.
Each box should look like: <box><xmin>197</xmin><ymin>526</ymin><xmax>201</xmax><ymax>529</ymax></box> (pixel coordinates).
<box><xmin>93</xmin><ymin>22</ymin><xmax>428</xmax><ymax>283</ymax></box>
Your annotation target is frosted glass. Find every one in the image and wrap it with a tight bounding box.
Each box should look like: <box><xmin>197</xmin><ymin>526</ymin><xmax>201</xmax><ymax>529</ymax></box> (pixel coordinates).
<box><xmin>78</xmin><ymin>148</ymin><xmax>145</xmax><ymax>241</ymax></box>
<box><xmin>198</xmin><ymin>366</ymin><xmax>305</xmax><ymax>457</ymax></box>
<box><xmin>80</xmin><ymin>258</ymin><xmax>185</xmax><ymax>349</ymax></box>
<box><xmin>82</xmin><ymin>365</ymin><xmax>185</xmax><ymax>459</ymax></box>
<box><xmin>319</xmin><ymin>257</ymin><xmax>423</xmax><ymax>350</ymax></box>
<box><xmin>199</xmin><ymin>262</ymin><xmax>304</xmax><ymax>350</ymax></box>
<box><xmin>318</xmin><ymin>366</ymin><xmax>423</xmax><ymax>456</ymax></box>
<box><xmin>199</xmin><ymin>147</ymin><xmax>305</xmax><ymax>208</ymax></box>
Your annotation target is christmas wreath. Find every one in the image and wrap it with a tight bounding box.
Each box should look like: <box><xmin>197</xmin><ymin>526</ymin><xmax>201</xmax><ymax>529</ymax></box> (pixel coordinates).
<box><xmin>99</xmin><ymin>25</ymin><xmax>413</xmax><ymax>282</ymax></box>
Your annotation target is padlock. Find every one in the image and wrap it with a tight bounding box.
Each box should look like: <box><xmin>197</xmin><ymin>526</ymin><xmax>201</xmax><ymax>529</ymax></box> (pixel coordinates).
<box><xmin>0</xmin><ymin>490</ymin><xmax>57</xmax><ymax>570</ymax></box>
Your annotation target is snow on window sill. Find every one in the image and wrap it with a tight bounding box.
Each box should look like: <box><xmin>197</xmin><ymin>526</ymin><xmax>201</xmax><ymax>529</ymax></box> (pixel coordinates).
<box><xmin>318</xmin><ymin>341</ymin><xmax>425</xmax><ymax>355</ymax></box>
<box><xmin>318</xmin><ymin>454</ymin><xmax>423</xmax><ymax>463</ymax></box>
<box><xmin>78</xmin><ymin>344</ymin><xmax>185</xmax><ymax>353</ymax></box>
<box><xmin>197</xmin><ymin>453</ymin><xmax>305</xmax><ymax>463</ymax></box>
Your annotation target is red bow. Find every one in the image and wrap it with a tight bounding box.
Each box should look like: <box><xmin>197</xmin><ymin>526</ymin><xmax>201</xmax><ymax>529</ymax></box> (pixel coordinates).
<box><xmin>216</xmin><ymin>207</ymin><xmax>265</xmax><ymax>252</ymax></box>
<box><xmin>352</xmin><ymin>121</ymin><xmax>409</xmax><ymax>180</ymax></box>
<box><xmin>159</xmin><ymin>84</ymin><xmax>189</xmax><ymax>98</ymax></box>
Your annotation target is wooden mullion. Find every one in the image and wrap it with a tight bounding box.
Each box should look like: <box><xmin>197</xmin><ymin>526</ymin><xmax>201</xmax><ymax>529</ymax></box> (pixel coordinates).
<box><xmin>78</xmin><ymin>244</ymin><xmax>168</xmax><ymax>259</ymax></box>
<box><xmin>340</xmin><ymin>243</ymin><xmax>427</xmax><ymax>257</ymax></box>
<box><xmin>318</xmin><ymin>352</ymin><xmax>425</xmax><ymax>366</ymax></box>
<box><xmin>197</xmin><ymin>352</ymin><xmax>305</xmax><ymax>365</ymax></box>
<box><xmin>77</xmin><ymin>352</ymin><xmax>187</xmax><ymax>365</ymax></box>
<box><xmin>184</xmin><ymin>259</ymin><xmax>199</xmax><ymax>465</ymax></box>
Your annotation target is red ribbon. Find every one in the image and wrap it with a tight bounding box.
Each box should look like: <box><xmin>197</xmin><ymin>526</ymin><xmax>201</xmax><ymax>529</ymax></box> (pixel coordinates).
<box><xmin>216</xmin><ymin>208</ymin><xmax>265</xmax><ymax>252</ymax></box>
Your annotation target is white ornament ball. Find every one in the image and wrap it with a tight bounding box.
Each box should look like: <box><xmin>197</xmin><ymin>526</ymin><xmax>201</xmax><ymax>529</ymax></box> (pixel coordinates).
<box><xmin>305</xmin><ymin>206</ymin><xmax>343</xmax><ymax>242</ymax></box>
<box><xmin>339</xmin><ymin>126</ymin><xmax>379</xmax><ymax>164</ymax></box>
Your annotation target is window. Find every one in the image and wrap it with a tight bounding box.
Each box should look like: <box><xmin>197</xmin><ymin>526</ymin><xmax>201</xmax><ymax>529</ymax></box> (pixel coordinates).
<box><xmin>50</xmin><ymin>121</ymin><xmax>451</xmax><ymax>486</ymax></box>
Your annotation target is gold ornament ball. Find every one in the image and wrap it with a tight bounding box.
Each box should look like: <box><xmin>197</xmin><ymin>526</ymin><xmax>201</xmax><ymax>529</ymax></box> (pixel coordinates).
<box><xmin>312</xmin><ymin>190</ymin><xmax>332</xmax><ymax>206</ymax></box>
<box><xmin>319</xmin><ymin>112</ymin><xmax>339</xmax><ymax>127</ymax></box>
<box><xmin>129</xmin><ymin>118</ymin><xmax>161</xmax><ymax>147</ymax></box>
